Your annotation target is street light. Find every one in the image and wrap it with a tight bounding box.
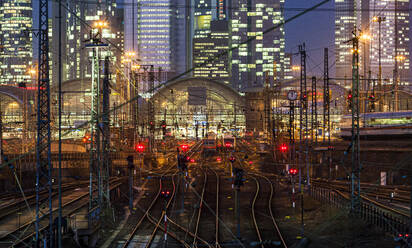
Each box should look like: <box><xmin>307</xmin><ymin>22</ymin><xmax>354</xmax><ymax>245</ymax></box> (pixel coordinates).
<box><xmin>93</xmin><ymin>20</ymin><xmax>108</xmax><ymax>29</ymax></box>
<box><xmin>395</xmin><ymin>55</ymin><xmax>406</xmax><ymax>62</ymax></box>
<box><xmin>372</xmin><ymin>16</ymin><xmax>386</xmax><ymax>111</ymax></box>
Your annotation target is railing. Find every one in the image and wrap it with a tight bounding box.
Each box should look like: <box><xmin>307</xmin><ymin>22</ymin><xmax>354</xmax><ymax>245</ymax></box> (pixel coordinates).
<box><xmin>310</xmin><ymin>185</ymin><xmax>409</xmax><ymax>237</ymax></box>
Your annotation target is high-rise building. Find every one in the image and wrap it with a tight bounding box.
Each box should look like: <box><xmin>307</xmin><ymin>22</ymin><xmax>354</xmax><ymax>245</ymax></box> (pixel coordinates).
<box><xmin>335</xmin><ymin>0</ymin><xmax>363</xmax><ymax>87</ymax></box>
<box><xmin>0</xmin><ymin>0</ymin><xmax>32</xmax><ymax>86</ymax></box>
<box><xmin>369</xmin><ymin>0</ymin><xmax>410</xmax><ymax>86</ymax></box>
<box><xmin>124</xmin><ymin>0</ymin><xmax>188</xmax><ymax>83</ymax></box>
<box><xmin>54</xmin><ymin>1</ymin><xmax>123</xmax><ymax>83</ymax></box>
<box><xmin>193</xmin><ymin>20</ymin><xmax>229</xmax><ymax>82</ymax></box>
<box><xmin>335</xmin><ymin>0</ymin><xmax>410</xmax><ymax>87</ymax></box>
<box><xmin>284</xmin><ymin>52</ymin><xmax>293</xmax><ymax>80</ymax></box>
<box><xmin>230</xmin><ymin>0</ymin><xmax>285</xmax><ymax>90</ymax></box>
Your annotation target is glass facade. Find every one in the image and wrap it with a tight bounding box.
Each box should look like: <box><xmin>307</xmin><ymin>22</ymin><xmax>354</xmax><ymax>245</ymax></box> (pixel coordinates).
<box><xmin>193</xmin><ymin>20</ymin><xmax>229</xmax><ymax>83</ymax></box>
<box><xmin>369</xmin><ymin>0</ymin><xmax>410</xmax><ymax>86</ymax></box>
<box><xmin>0</xmin><ymin>0</ymin><xmax>32</xmax><ymax>86</ymax></box>
<box><xmin>230</xmin><ymin>0</ymin><xmax>285</xmax><ymax>90</ymax></box>
<box><xmin>335</xmin><ymin>0</ymin><xmax>410</xmax><ymax>87</ymax></box>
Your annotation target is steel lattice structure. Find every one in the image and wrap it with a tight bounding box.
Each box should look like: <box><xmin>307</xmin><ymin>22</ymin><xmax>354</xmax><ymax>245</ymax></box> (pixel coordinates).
<box><xmin>299</xmin><ymin>43</ymin><xmax>309</xmax><ymax>188</ymax></box>
<box><xmin>102</xmin><ymin>57</ymin><xmax>112</xmax><ymax>212</ymax></box>
<box><xmin>35</xmin><ymin>0</ymin><xmax>53</xmax><ymax>245</ymax></box>
<box><xmin>351</xmin><ymin>34</ymin><xmax>361</xmax><ymax>211</ymax></box>
<box><xmin>323</xmin><ymin>48</ymin><xmax>332</xmax><ymax>179</ymax></box>
<box><xmin>311</xmin><ymin>76</ymin><xmax>317</xmax><ymax>144</ymax></box>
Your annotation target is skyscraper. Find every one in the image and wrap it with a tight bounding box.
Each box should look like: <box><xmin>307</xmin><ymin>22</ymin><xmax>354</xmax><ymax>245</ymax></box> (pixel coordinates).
<box><xmin>193</xmin><ymin>20</ymin><xmax>229</xmax><ymax>82</ymax></box>
<box><xmin>0</xmin><ymin>0</ymin><xmax>32</xmax><ymax>86</ymax></box>
<box><xmin>124</xmin><ymin>0</ymin><xmax>188</xmax><ymax>82</ymax></box>
<box><xmin>230</xmin><ymin>0</ymin><xmax>285</xmax><ymax>90</ymax></box>
<box><xmin>54</xmin><ymin>1</ymin><xmax>123</xmax><ymax>83</ymax></box>
<box><xmin>335</xmin><ymin>0</ymin><xmax>363</xmax><ymax>87</ymax></box>
<box><xmin>369</xmin><ymin>0</ymin><xmax>410</xmax><ymax>86</ymax></box>
<box><xmin>335</xmin><ymin>0</ymin><xmax>410</xmax><ymax>87</ymax></box>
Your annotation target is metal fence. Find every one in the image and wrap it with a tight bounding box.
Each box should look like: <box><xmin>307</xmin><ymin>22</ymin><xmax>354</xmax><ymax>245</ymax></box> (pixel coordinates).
<box><xmin>310</xmin><ymin>185</ymin><xmax>409</xmax><ymax>237</ymax></box>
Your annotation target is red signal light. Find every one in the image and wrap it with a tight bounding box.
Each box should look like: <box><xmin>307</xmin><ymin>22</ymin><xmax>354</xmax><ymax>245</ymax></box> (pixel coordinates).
<box><xmin>82</xmin><ymin>135</ymin><xmax>91</xmax><ymax>144</ymax></box>
<box><xmin>348</xmin><ymin>94</ymin><xmax>352</xmax><ymax>99</ymax></box>
<box><xmin>190</xmin><ymin>159</ymin><xmax>195</xmax><ymax>163</ymax></box>
<box><xmin>180</xmin><ymin>144</ymin><xmax>189</xmax><ymax>151</ymax></box>
<box><xmin>280</xmin><ymin>144</ymin><xmax>288</xmax><ymax>152</ymax></box>
<box><xmin>217</xmin><ymin>157</ymin><xmax>221</xmax><ymax>162</ymax></box>
<box><xmin>289</xmin><ymin>168</ymin><xmax>298</xmax><ymax>175</ymax></box>
<box><xmin>225</xmin><ymin>142</ymin><xmax>232</xmax><ymax>148</ymax></box>
<box><xmin>249</xmin><ymin>161</ymin><xmax>253</xmax><ymax>165</ymax></box>
<box><xmin>135</xmin><ymin>144</ymin><xmax>145</xmax><ymax>153</ymax></box>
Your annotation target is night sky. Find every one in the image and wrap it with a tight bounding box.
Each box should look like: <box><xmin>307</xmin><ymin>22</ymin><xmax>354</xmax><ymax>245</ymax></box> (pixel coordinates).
<box><xmin>32</xmin><ymin>0</ymin><xmax>336</xmax><ymax>77</ymax></box>
<box><xmin>284</xmin><ymin>0</ymin><xmax>335</xmax><ymax>77</ymax></box>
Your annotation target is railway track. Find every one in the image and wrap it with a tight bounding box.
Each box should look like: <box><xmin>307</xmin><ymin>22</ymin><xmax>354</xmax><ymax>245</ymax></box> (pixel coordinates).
<box><xmin>0</xmin><ymin>180</ymin><xmax>94</xmax><ymax>222</ymax></box>
<box><xmin>232</xmin><ymin>143</ymin><xmax>287</xmax><ymax>248</ymax></box>
<box><xmin>119</xmin><ymin>141</ymin><xmax>203</xmax><ymax>248</ymax></box>
<box><xmin>0</xmin><ymin>178</ymin><xmax>124</xmax><ymax>247</ymax></box>
<box><xmin>251</xmin><ymin>174</ymin><xmax>287</xmax><ymax>248</ymax></box>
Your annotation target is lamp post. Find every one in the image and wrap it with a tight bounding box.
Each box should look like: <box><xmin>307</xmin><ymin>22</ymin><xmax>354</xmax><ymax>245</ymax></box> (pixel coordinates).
<box><xmin>372</xmin><ymin>16</ymin><xmax>386</xmax><ymax>112</ymax></box>
<box><xmin>360</xmin><ymin>33</ymin><xmax>371</xmax><ymax>113</ymax></box>
<box><xmin>394</xmin><ymin>55</ymin><xmax>405</xmax><ymax>111</ymax></box>
<box><xmin>125</xmin><ymin>51</ymin><xmax>138</xmax><ymax>145</ymax></box>
<box><xmin>86</xmin><ymin>19</ymin><xmax>108</xmax><ymax>226</ymax></box>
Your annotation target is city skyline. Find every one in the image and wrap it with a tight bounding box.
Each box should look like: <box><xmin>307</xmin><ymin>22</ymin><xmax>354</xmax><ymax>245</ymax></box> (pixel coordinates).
<box><xmin>2</xmin><ymin>0</ymin><xmax>412</xmax><ymax>88</ymax></box>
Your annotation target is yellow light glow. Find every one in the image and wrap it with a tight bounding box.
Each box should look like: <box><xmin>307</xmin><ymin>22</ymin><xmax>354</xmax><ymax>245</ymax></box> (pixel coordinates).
<box><xmin>94</xmin><ymin>20</ymin><xmax>108</xmax><ymax>28</ymax></box>
<box><xmin>292</xmin><ymin>65</ymin><xmax>300</xmax><ymax>71</ymax></box>
<box><xmin>372</xmin><ymin>16</ymin><xmax>378</xmax><ymax>22</ymax></box>
<box><xmin>360</xmin><ymin>34</ymin><xmax>371</xmax><ymax>40</ymax></box>
<box><xmin>28</xmin><ymin>69</ymin><xmax>37</xmax><ymax>75</ymax></box>
<box><xmin>132</xmin><ymin>64</ymin><xmax>141</xmax><ymax>70</ymax></box>
<box><xmin>395</xmin><ymin>55</ymin><xmax>406</xmax><ymax>61</ymax></box>
<box><xmin>125</xmin><ymin>51</ymin><xmax>136</xmax><ymax>57</ymax></box>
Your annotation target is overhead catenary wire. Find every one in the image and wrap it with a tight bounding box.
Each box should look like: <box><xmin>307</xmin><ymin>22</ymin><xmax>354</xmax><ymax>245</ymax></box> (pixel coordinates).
<box><xmin>0</xmin><ymin>0</ymin><xmax>334</xmax><ymax>172</ymax></box>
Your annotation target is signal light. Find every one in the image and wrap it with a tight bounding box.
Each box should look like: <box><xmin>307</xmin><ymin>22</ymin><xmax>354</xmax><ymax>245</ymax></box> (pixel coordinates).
<box><xmin>289</xmin><ymin>168</ymin><xmax>298</xmax><ymax>175</ymax></box>
<box><xmin>180</xmin><ymin>144</ymin><xmax>189</xmax><ymax>151</ymax></box>
<box><xmin>249</xmin><ymin>161</ymin><xmax>253</xmax><ymax>165</ymax></box>
<box><xmin>161</xmin><ymin>191</ymin><xmax>170</xmax><ymax>198</ymax></box>
<box><xmin>82</xmin><ymin>135</ymin><xmax>91</xmax><ymax>144</ymax></box>
<box><xmin>217</xmin><ymin>157</ymin><xmax>222</xmax><ymax>162</ymax></box>
<box><xmin>225</xmin><ymin>142</ymin><xmax>232</xmax><ymax>148</ymax></box>
<box><xmin>347</xmin><ymin>90</ymin><xmax>353</xmax><ymax>100</ymax></box>
<box><xmin>190</xmin><ymin>159</ymin><xmax>195</xmax><ymax>163</ymax></box>
<box><xmin>279</xmin><ymin>144</ymin><xmax>288</xmax><ymax>152</ymax></box>
<box><xmin>135</xmin><ymin>143</ymin><xmax>145</xmax><ymax>153</ymax></box>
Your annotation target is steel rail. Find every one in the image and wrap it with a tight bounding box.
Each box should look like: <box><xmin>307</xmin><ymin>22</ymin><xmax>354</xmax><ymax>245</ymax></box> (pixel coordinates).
<box><xmin>120</xmin><ymin>175</ymin><xmax>164</xmax><ymax>248</ymax></box>
<box><xmin>192</xmin><ymin>168</ymin><xmax>207</xmax><ymax>248</ymax></box>
<box><xmin>7</xmin><ymin>180</ymin><xmax>124</xmax><ymax>247</ymax></box>
<box><xmin>144</xmin><ymin>171</ymin><xmax>177</xmax><ymax>248</ymax></box>
<box><xmin>250</xmin><ymin>176</ymin><xmax>264</xmax><ymax>248</ymax></box>
<box><xmin>258</xmin><ymin>174</ymin><xmax>288</xmax><ymax>248</ymax></box>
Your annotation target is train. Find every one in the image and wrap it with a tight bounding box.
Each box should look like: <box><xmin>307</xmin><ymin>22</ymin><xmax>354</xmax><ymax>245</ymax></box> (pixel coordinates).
<box><xmin>202</xmin><ymin>132</ymin><xmax>217</xmax><ymax>156</ymax></box>
<box><xmin>339</xmin><ymin>111</ymin><xmax>412</xmax><ymax>139</ymax></box>
<box><xmin>223</xmin><ymin>133</ymin><xmax>236</xmax><ymax>150</ymax></box>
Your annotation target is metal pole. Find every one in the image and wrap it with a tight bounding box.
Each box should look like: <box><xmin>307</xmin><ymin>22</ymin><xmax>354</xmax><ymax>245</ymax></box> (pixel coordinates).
<box><xmin>102</xmin><ymin>57</ymin><xmax>111</xmax><ymax>212</ymax></box>
<box><xmin>128</xmin><ymin>156</ymin><xmax>134</xmax><ymax>210</ymax></box>
<box><xmin>57</xmin><ymin>0</ymin><xmax>63</xmax><ymax>245</ymax></box>
<box><xmin>35</xmin><ymin>0</ymin><xmax>53</xmax><ymax>243</ymax></box>
<box><xmin>311</xmin><ymin>76</ymin><xmax>317</xmax><ymax>144</ymax></box>
<box><xmin>377</xmin><ymin>17</ymin><xmax>385</xmax><ymax>112</ymax></box>
<box><xmin>351</xmin><ymin>32</ymin><xmax>361</xmax><ymax>213</ymax></box>
<box><xmin>0</xmin><ymin>108</ymin><xmax>2</xmax><ymax>165</ymax></box>
<box><xmin>235</xmin><ymin>187</ymin><xmax>240</xmax><ymax>239</ymax></box>
<box><xmin>299</xmin><ymin>43</ymin><xmax>309</xmax><ymax>188</ymax></box>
